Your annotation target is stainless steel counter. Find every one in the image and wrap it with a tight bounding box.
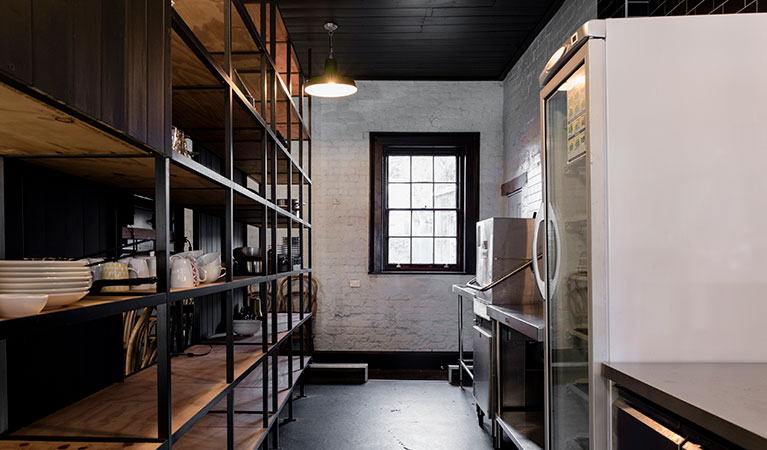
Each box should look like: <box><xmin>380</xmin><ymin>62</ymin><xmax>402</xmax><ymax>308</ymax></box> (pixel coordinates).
<box><xmin>452</xmin><ymin>284</ymin><xmax>544</xmax><ymax>342</ymax></box>
<box><xmin>487</xmin><ymin>304</ymin><xmax>544</xmax><ymax>342</ymax></box>
<box><xmin>451</xmin><ymin>283</ymin><xmax>480</xmax><ymax>299</ymax></box>
<box><xmin>603</xmin><ymin>362</ymin><xmax>767</xmax><ymax>449</ymax></box>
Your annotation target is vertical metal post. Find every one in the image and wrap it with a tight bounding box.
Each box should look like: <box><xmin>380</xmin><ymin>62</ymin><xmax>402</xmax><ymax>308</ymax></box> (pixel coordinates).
<box><xmin>285</xmin><ymin>38</ymin><xmax>295</xmax><ymax>422</ymax></box>
<box><xmin>0</xmin><ymin>357</ymin><xmax>4</xmax><ymax>434</ymax></box>
<box><xmin>260</xmin><ymin>283</ymin><xmax>269</xmax><ymax>428</ymax></box>
<box><xmin>298</xmin><ymin>72</ymin><xmax>304</xmax><ymax>170</ymax></box>
<box><xmin>298</xmin><ymin>155</ymin><xmax>305</xmax><ymax>376</ymax></box>
<box><xmin>259</xmin><ymin>75</ymin><xmax>270</xmax><ymax>429</ymax></box>
<box><xmin>303</xmin><ymin>47</ymin><xmax>312</xmax><ymax>393</ymax></box>
<box><xmin>494</xmin><ymin>319</ymin><xmax>501</xmax><ymax>448</ymax></box>
<box><xmin>307</xmin><ymin>47</ymin><xmax>313</xmax><ymax>358</ymax></box>
<box><xmin>459</xmin><ymin>294</ymin><xmax>464</xmax><ymax>388</ymax></box>
<box><xmin>155</xmin><ymin>156</ymin><xmax>172</xmax><ymax>442</ymax></box>
<box><xmin>0</xmin><ymin>157</ymin><xmax>7</xmax><ymax>434</ymax></box>
<box><xmin>0</xmin><ymin>156</ymin><xmax>5</xmax><ymax>260</ymax></box>
<box><xmin>297</xmin><ymin>68</ymin><xmax>305</xmax><ymax>383</ymax></box>
<box><xmin>171</xmin><ymin>209</ymin><xmax>184</xmax><ymax>351</ymax></box>
<box><xmin>259</xmin><ymin>0</ymin><xmax>267</xmax><ymax>122</ymax></box>
<box><xmin>268</xmin><ymin>1</ymin><xmax>279</xmax><ymax>422</ymax></box>
<box><xmin>224</xmin><ymin>1</ymin><xmax>235</xmax><ymax>448</ymax></box>
<box><xmin>0</xmin><ymin>339</ymin><xmax>7</xmax><ymax>435</ymax></box>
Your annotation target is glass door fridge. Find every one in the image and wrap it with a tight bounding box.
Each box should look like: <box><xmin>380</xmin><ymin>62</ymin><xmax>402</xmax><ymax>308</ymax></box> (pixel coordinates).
<box><xmin>535</xmin><ymin>21</ymin><xmax>606</xmax><ymax>450</ymax></box>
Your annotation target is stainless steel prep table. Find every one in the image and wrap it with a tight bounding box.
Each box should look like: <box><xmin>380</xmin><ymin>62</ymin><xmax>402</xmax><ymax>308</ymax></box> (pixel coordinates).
<box><xmin>487</xmin><ymin>304</ymin><xmax>544</xmax><ymax>342</ymax></box>
<box><xmin>603</xmin><ymin>362</ymin><xmax>767</xmax><ymax>449</ymax></box>
<box><xmin>453</xmin><ymin>284</ymin><xmax>546</xmax><ymax>450</ymax></box>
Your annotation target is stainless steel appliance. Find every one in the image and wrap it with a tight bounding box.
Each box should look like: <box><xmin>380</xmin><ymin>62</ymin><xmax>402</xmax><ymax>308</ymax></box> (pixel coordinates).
<box><xmin>458</xmin><ymin>217</ymin><xmax>546</xmax><ymax>438</ymax></box>
<box><xmin>473</xmin><ymin>218</ymin><xmax>538</xmax><ymax>306</ymax></box>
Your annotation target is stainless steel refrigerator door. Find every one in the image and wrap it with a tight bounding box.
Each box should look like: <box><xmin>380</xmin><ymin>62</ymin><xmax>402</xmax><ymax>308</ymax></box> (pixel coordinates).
<box><xmin>542</xmin><ymin>54</ymin><xmax>591</xmax><ymax>450</ymax></box>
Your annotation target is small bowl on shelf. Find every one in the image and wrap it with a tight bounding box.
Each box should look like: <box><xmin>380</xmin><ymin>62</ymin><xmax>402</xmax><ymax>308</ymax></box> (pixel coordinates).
<box><xmin>233</xmin><ymin>319</ymin><xmax>261</xmax><ymax>336</ymax></box>
<box><xmin>0</xmin><ymin>294</ymin><xmax>48</xmax><ymax>317</ymax></box>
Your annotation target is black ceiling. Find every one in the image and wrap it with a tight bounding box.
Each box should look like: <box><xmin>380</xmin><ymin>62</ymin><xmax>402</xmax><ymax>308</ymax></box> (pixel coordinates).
<box><xmin>276</xmin><ymin>0</ymin><xmax>565</xmax><ymax>81</ymax></box>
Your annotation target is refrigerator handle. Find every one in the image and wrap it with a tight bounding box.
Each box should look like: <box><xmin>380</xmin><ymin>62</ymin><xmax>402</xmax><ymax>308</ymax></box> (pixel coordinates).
<box><xmin>548</xmin><ymin>206</ymin><xmax>563</xmax><ymax>298</ymax></box>
<box><xmin>532</xmin><ymin>202</ymin><xmax>546</xmax><ymax>299</ymax></box>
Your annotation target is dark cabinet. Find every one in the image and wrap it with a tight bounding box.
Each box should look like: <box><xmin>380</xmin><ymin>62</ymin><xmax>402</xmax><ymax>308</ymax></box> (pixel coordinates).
<box><xmin>0</xmin><ymin>0</ymin><xmax>167</xmax><ymax>151</ymax></box>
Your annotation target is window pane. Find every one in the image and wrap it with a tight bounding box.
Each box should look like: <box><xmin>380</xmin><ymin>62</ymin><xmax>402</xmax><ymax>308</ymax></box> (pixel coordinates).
<box><xmin>388</xmin><ymin>183</ymin><xmax>410</xmax><ymax>208</ymax></box>
<box><xmin>412</xmin><ymin>211</ymin><xmax>434</xmax><ymax>236</ymax></box>
<box><xmin>412</xmin><ymin>156</ymin><xmax>433</xmax><ymax>182</ymax></box>
<box><xmin>435</xmin><ymin>156</ymin><xmax>456</xmax><ymax>182</ymax></box>
<box><xmin>411</xmin><ymin>184</ymin><xmax>433</xmax><ymax>209</ymax></box>
<box><xmin>388</xmin><ymin>238</ymin><xmax>410</xmax><ymax>264</ymax></box>
<box><xmin>435</xmin><ymin>211</ymin><xmax>457</xmax><ymax>237</ymax></box>
<box><xmin>412</xmin><ymin>238</ymin><xmax>433</xmax><ymax>264</ymax></box>
<box><xmin>388</xmin><ymin>211</ymin><xmax>411</xmax><ymax>236</ymax></box>
<box><xmin>435</xmin><ymin>238</ymin><xmax>457</xmax><ymax>264</ymax></box>
<box><xmin>388</xmin><ymin>156</ymin><xmax>410</xmax><ymax>182</ymax></box>
<box><xmin>434</xmin><ymin>183</ymin><xmax>457</xmax><ymax>208</ymax></box>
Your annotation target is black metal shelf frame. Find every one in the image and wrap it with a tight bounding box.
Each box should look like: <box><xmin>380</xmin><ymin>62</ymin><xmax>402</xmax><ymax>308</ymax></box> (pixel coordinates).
<box><xmin>0</xmin><ymin>0</ymin><xmax>313</xmax><ymax>449</ymax></box>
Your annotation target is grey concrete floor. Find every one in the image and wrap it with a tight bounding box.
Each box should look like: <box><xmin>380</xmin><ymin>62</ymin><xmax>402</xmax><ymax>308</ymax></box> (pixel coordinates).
<box><xmin>277</xmin><ymin>380</ymin><xmax>494</xmax><ymax>450</ymax></box>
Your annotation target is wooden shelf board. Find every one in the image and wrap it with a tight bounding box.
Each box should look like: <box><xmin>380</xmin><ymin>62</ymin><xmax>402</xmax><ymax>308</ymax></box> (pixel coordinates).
<box><xmin>0</xmin><ymin>441</ymin><xmax>159</xmax><ymax>450</ymax></box>
<box><xmin>204</xmin><ymin>313</ymin><xmax>309</xmax><ymax>345</ymax></box>
<box><xmin>173</xmin><ymin>0</ymin><xmax>259</xmax><ymax>56</ymax></box>
<box><xmin>0</xmin><ymin>294</ymin><xmax>160</xmax><ymax>325</ymax></box>
<box><xmin>15</xmin><ymin>155</ymin><xmax>232</xmax><ymax>209</ymax></box>
<box><xmin>174</xmin><ymin>356</ymin><xmax>311</xmax><ymax>450</ymax></box>
<box><xmin>173</xmin><ymin>415</ymin><xmax>268</xmax><ymax>450</ymax></box>
<box><xmin>0</xmin><ymin>82</ymin><xmax>148</xmax><ymax>158</ymax></box>
<box><xmin>12</xmin><ymin>337</ymin><xmax>308</xmax><ymax>441</ymax></box>
<box><xmin>171</xmin><ymin>29</ymin><xmax>222</xmax><ymax>88</ymax></box>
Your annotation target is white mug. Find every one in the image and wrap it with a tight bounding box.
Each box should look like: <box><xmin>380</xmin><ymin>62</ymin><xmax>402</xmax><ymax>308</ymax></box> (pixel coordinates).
<box><xmin>170</xmin><ymin>256</ymin><xmax>195</xmax><ymax>289</ymax></box>
<box><xmin>100</xmin><ymin>262</ymin><xmax>138</xmax><ymax>292</ymax></box>
<box><xmin>128</xmin><ymin>258</ymin><xmax>151</xmax><ymax>291</ymax></box>
<box><xmin>146</xmin><ymin>256</ymin><xmax>157</xmax><ymax>289</ymax></box>
<box><xmin>185</xmin><ymin>255</ymin><xmax>206</xmax><ymax>286</ymax></box>
<box><xmin>198</xmin><ymin>252</ymin><xmax>221</xmax><ymax>267</ymax></box>
<box><xmin>200</xmin><ymin>263</ymin><xmax>226</xmax><ymax>283</ymax></box>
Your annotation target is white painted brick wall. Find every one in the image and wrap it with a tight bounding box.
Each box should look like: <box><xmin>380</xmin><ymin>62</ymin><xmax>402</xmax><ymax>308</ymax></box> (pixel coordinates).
<box><xmin>312</xmin><ymin>80</ymin><xmax>503</xmax><ymax>352</ymax></box>
<box><xmin>503</xmin><ymin>0</ymin><xmax>598</xmax><ymax>218</ymax></box>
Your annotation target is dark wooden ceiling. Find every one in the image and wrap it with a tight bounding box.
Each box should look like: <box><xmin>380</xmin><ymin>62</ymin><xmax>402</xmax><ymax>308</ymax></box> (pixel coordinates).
<box><xmin>275</xmin><ymin>0</ymin><xmax>565</xmax><ymax>81</ymax></box>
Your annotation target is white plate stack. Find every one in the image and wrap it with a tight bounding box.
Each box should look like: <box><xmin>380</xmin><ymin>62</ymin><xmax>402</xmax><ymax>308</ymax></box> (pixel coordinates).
<box><xmin>0</xmin><ymin>260</ymin><xmax>92</xmax><ymax>309</ymax></box>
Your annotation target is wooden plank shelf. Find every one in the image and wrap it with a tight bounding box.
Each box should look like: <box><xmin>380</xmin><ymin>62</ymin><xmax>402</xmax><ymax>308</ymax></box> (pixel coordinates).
<box><xmin>0</xmin><ymin>292</ymin><xmax>167</xmax><ymax>340</ymax></box>
<box><xmin>0</xmin><ymin>273</ymin><xmax>311</xmax><ymax>339</ymax></box>
<box><xmin>205</xmin><ymin>313</ymin><xmax>311</xmax><ymax>345</ymax></box>
<box><xmin>0</xmin><ymin>77</ymin><xmax>154</xmax><ymax>159</ymax></box>
<box><xmin>11</xmin><ymin>327</ymin><xmax>308</xmax><ymax>444</ymax></box>
<box><xmin>0</xmin><ymin>356</ymin><xmax>309</xmax><ymax>449</ymax></box>
<box><xmin>175</xmin><ymin>355</ymin><xmax>311</xmax><ymax>450</ymax></box>
<box><xmin>0</xmin><ymin>441</ymin><xmax>160</xmax><ymax>450</ymax></box>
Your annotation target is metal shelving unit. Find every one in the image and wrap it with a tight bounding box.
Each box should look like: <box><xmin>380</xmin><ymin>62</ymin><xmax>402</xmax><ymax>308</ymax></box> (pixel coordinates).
<box><xmin>0</xmin><ymin>1</ymin><xmax>311</xmax><ymax>449</ymax></box>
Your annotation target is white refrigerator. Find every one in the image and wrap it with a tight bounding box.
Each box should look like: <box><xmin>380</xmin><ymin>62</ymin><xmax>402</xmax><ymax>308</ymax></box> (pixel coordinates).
<box><xmin>534</xmin><ymin>14</ymin><xmax>767</xmax><ymax>450</ymax></box>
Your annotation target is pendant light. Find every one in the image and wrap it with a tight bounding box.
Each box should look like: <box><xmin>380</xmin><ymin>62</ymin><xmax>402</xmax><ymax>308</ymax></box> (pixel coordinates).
<box><xmin>305</xmin><ymin>22</ymin><xmax>357</xmax><ymax>98</ymax></box>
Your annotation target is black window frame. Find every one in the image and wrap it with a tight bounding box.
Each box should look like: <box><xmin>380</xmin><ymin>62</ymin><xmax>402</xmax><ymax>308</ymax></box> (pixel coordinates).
<box><xmin>369</xmin><ymin>132</ymin><xmax>479</xmax><ymax>274</ymax></box>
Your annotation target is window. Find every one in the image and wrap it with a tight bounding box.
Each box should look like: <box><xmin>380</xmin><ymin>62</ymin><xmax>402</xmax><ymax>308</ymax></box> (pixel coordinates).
<box><xmin>369</xmin><ymin>133</ymin><xmax>479</xmax><ymax>273</ymax></box>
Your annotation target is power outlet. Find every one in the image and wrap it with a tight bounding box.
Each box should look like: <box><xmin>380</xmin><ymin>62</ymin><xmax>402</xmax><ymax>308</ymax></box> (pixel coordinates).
<box><xmin>349</xmin><ymin>280</ymin><xmax>361</xmax><ymax>288</ymax></box>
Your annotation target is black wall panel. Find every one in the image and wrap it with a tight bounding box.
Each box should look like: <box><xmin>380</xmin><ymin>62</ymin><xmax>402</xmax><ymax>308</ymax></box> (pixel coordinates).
<box><xmin>3</xmin><ymin>160</ymin><xmax>127</xmax><ymax>430</ymax></box>
<box><xmin>0</xmin><ymin>0</ymin><xmax>166</xmax><ymax>152</ymax></box>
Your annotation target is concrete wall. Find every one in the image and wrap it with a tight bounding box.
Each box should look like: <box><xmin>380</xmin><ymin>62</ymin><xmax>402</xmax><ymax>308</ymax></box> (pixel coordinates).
<box><xmin>311</xmin><ymin>80</ymin><xmax>503</xmax><ymax>352</ymax></box>
<box><xmin>502</xmin><ymin>0</ymin><xmax>598</xmax><ymax>218</ymax></box>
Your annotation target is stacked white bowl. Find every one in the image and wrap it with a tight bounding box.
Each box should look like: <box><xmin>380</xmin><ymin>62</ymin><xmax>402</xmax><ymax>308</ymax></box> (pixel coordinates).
<box><xmin>0</xmin><ymin>260</ymin><xmax>92</xmax><ymax>315</ymax></box>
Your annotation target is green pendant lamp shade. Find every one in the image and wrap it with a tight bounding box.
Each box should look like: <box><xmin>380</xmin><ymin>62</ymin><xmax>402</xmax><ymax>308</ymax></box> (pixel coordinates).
<box><xmin>305</xmin><ymin>23</ymin><xmax>357</xmax><ymax>98</ymax></box>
